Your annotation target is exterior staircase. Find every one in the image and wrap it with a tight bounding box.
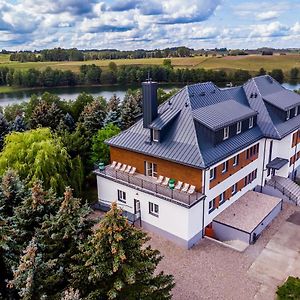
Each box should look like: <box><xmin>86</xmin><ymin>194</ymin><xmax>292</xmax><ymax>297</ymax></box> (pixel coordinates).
<box><xmin>266</xmin><ymin>176</ymin><xmax>300</xmax><ymax>205</ymax></box>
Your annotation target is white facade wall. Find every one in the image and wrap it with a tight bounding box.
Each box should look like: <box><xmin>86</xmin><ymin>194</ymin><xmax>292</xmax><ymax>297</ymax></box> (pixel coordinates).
<box><xmin>97</xmin><ymin>175</ymin><xmax>204</xmax><ymax>248</ymax></box>
<box><xmin>203</xmin><ymin>139</ymin><xmax>265</xmax><ymax>227</ymax></box>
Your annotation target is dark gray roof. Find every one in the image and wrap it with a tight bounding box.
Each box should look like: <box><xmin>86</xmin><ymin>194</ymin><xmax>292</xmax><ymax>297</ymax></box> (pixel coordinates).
<box><xmin>107</xmin><ymin>75</ymin><xmax>300</xmax><ymax>169</ymax></box>
<box><xmin>193</xmin><ymin>100</ymin><xmax>257</xmax><ymax>131</ymax></box>
<box><xmin>149</xmin><ymin>107</ymin><xmax>181</xmax><ymax>130</ymax></box>
<box><xmin>266</xmin><ymin>157</ymin><xmax>289</xmax><ymax>170</ymax></box>
<box><xmin>243</xmin><ymin>75</ymin><xmax>300</xmax><ymax>139</ymax></box>
<box><xmin>263</xmin><ymin>90</ymin><xmax>300</xmax><ymax>111</ymax></box>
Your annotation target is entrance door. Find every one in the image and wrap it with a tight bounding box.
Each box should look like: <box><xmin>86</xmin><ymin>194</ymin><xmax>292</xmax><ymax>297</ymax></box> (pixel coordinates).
<box><xmin>134</xmin><ymin>199</ymin><xmax>141</xmax><ymax>217</ymax></box>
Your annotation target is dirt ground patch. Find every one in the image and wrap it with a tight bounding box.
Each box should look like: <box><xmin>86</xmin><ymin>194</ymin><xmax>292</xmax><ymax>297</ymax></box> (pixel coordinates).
<box><xmin>146</xmin><ymin>202</ymin><xmax>300</xmax><ymax>300</ymax></box>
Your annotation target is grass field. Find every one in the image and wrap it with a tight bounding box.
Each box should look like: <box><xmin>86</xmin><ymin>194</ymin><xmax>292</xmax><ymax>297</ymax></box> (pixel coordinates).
<box><xmin>0</xmin><ymin>54</ymin><xmax>299</xmax><ymax>74</ymax></box>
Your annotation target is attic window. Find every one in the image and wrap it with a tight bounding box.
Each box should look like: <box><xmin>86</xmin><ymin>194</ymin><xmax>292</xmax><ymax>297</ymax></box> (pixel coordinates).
<box><xmin>295</xmin><ymin>106</ymin><xmax>298</xmax><ymax>117</ymax></box>
<box><xmin>249</xmin><ymin>117</ymin><xmax>254</xmax><ymax>129</ymax></box>
<box><xmin>286</xmin><ymin>109</ymin><xmax>291</xmax><ymax>121</ymax></box>
<box><xmin>223</xmin><ymin>126</ymin><xmax>229</xmax><ymax>140</ymax></box>
<box><xmin>236</xmin><ymin>121</ymin><xmax>242</xmax><ymax>134</ymax></box>
<box><xmin>152</xmin><ymin>129</ymin><xmax>159</xmax><ymax>142</ymax></box>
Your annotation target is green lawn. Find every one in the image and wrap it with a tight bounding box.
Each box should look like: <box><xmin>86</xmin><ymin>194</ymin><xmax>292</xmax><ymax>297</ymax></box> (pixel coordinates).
<box><xmin>0</xmin><ymin>54</ymin><xmax>299</xmax><ymax>74</ymax></box>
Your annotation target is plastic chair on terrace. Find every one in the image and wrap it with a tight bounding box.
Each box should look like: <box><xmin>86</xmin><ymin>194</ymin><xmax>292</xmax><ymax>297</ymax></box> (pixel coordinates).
<box><xmin>120</xmin><ymin>164</ymin><xmax>127</xmax><ymax>172</ymax></box>
<box><xmin>181</xmin><ymin>183</ymin><xmax>190</xmax><ymax>193</ymax></box>
<box><xmin>187</xmin><ymin>185</ymin><xmax>196</xmax><ymax>194</ymax></box>
<box><xmin>162</xmin><ymin>177</ymin><xmax>170</xmax><ymax>186</ymax></box>
<box><xmin>175</xmin><ymin>181</ymin><xmax>183</xmax><ymax>190</ymax></box>
<box><xmin>129</xmin><ymin>167</ymin><xmax>136</xmax><ymax>175</ymax></box>
<box><xmin>115</xmin><ymin>162</ymin><xmax>122</xmax><ymax>170</ymax></box>
<box><xmin>156</xmin><ymin>175</ymin><xmax>164</xmax><ymax>184</ymax></box>
<box><xmin>124</xmin><ymin>165</ymin><xmax>131</xmax><ymax>173</ymax></box>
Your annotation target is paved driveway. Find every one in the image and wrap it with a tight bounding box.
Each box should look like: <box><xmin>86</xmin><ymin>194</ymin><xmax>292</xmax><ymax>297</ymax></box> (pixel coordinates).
<box><xmin>146</xmin><ymin>203</ymin><xmax>300</xmax><ymax>300</ymax></box>
<box><xmin>248</xmin><ymin>212</ymin><xmax>300</xmax><ymax>299</ymax></box>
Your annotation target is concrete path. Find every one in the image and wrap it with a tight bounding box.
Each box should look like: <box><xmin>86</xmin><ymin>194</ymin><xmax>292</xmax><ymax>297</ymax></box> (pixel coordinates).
<box><xmin>248</xmin><ymin>213</ymin><xmax>300</xmax><ymax>299</ymax></box>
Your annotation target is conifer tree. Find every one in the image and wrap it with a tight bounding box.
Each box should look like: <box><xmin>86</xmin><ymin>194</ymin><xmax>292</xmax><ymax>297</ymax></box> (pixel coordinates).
<box><xmin>120</xmin><ymin>92</ymin><xmax>142</xmax><ymax>129</ymax></box>
<box><xmin>0</xmin><ymin>112</ymin><xmax>9</xmax><ymax>150</ymax></box>
<box><xmin>12</xmin><ymin>114</ymin><xmax>26</xmax><ymax>132</ymax></box>
<box><xmin>71</xmin><ymin>203</ymin><xmax>175</xmax><ymax>300</ymax></box>
<box><xmin>10</xmin><ymin>187</ymin><xmax>94</xmax><ymax>299</ymax></box>
<box><xmin>104</xmin><ymin>94</ymin><xmax>121</xmax><ymax>127</ymax></box>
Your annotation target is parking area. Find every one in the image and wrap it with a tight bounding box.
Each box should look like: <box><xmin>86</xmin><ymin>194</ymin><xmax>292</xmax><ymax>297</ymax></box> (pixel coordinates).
<box><xmin>147</xmin><ymin>202</ymin><xmax>300</xmax><ymax>300</ymax></box>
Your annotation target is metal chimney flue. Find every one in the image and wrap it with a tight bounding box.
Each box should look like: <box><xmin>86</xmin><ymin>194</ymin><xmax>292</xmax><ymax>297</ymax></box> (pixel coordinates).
<box><xmin>142</xmin><ymin>80</ymin><xmax>158</xmax><ymax>128</ymax></box>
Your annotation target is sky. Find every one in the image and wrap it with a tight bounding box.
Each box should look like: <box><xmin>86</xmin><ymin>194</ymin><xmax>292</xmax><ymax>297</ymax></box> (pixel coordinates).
<box><xmin>0</xmin><ymin>0</ymin><xmax>300</xmax><ymax>51</ymax></box>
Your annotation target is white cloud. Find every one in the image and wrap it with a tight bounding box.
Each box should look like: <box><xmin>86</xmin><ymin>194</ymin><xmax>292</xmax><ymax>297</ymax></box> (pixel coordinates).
<box><xmin>256</xmin><ymin>11</ymin><xmax>280</xmax><ymax>21</ymax></box>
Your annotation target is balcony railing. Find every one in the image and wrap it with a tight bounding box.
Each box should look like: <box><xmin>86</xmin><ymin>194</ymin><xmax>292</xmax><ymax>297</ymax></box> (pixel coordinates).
<box><xmin>96</xmin><ymin>166</ymin><xmax>205</xmax><ymax>208</ymax></box>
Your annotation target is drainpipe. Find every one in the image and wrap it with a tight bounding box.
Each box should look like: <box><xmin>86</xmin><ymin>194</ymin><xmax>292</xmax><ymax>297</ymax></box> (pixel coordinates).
<box><xmin>292</xmin><ymin>135</ymin><xmax>298</xmax><ymax>180</ymax></box>
<box><xmin>260</xmin><ymin>138</ymin><xmax>267</xmax><ymax>192</ymax></box>
<box><xmin>202</xmin><ymin>168</ymin><xmax>207</xmax><ymax>238</ymax></box>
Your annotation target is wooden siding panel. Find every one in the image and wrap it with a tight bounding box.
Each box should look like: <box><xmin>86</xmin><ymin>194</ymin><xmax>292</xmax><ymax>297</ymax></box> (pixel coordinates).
<box><xmin>209</xmin><ymin>143</ymin><xmax>259</xmax><ymax>189</ymax></box>
<box><xmin>110</xmin><ymin>146</ymin><xmax>203</xmax><ymax>191</ymax></box>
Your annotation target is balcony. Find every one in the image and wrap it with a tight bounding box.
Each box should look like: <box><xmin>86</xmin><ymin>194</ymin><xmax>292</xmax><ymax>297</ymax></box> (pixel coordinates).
<box><xmin>95</xmin><ymin>166</ymin><xmax>205</xmax><ymax>208</ymax></box>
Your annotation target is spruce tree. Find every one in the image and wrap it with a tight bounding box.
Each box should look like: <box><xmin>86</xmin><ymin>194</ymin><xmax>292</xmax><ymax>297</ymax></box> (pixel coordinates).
<box><xmin>10</xmin><ymin>187</ymin><xmax>94</xmax><ymax>299</ymax></box>
<box><xmin>120</xmin><ymin>92</ymin><xmax>142</xmax><ymax>129</ymax></box>
<box><xmin>12</xmin><ymin>115</ymin><xmax>26</xmax><ymax>132</ymax></box>
<box><xmin>105</xmin><ymin>94</ymin><xmax>121</xmax><ymax>127</ymax></box>
<box><xmin>0</xmin><ymin>112</ymin><xmax>9</xmax><ymax>150</ymax></box>
<box><xmin>71</xmin><ymin>203</ymin><xmax>175</xmax><ymax>300</ymax></box>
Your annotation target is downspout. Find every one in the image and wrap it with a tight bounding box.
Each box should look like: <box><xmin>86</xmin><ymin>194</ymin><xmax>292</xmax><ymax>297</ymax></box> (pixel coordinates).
<box><xmin>292</xmin><ymin>137</ymin><xmax>298</xmax><ymax>180</ymax></box>
<box><xmin>260</xmin><ymin>138</ymin><xmax>267</xmax><ymax>192</ymax></box>
<box><xmin>202</xmin><ymin>168</ymin><xmax>207</xmax><ymax>238</ymax></box>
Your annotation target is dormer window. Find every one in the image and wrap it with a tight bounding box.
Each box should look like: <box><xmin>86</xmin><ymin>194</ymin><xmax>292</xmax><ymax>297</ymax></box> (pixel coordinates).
<box><xmin>152</xmin><ymin>129</ymin><xmax>159</xmax><ymax>142</ymax></box>
<box><xmin>223</xmin><ymin>126</ymin><xmax>229</xmax><ymax>140</ymax></box>
<box><xmin>236</xmin><ymin>121</ymin><xmax>242</xmax><ymax>134</ymax></box>
<box><xmin>286</xmin><ymin>109</ymin><xmax>291</xmax><ymax>121</ymax></box>
<box><xmin>249</xmin><ymin>117</ymin><xmax>254</xmax><ymax>129</ymax></box>
<box><xmin>295</xmin><ymin>106</ymin><xmax>298</xmax><ymax>117</ymax></box>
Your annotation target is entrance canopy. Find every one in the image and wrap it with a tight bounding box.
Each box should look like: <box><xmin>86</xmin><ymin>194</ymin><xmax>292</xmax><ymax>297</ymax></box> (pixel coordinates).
<box><xmin>266</xmin><ymin>157</ymin><xmax>288</xmax><ymax>170</ymax></box>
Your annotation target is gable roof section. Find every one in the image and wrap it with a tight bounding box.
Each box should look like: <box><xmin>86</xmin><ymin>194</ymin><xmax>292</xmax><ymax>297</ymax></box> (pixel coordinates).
<box><xmin>193</xmin><ymin>99</ymin><xmax>257</xmax><ymax>131</ymax></box>
<box><xmin>243</xmin><ymin>75</ymin><xmax>300</xmax><ymax>139</ymax></box>
<box><xmin>107</xmin><ymin>87</ymin><xmax>205</xmax><ymax>168</ymax></box>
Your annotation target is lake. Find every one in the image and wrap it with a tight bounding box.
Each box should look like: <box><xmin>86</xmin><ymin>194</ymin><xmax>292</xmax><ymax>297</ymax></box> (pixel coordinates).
<box><xmin>0</xmin><ymin>81</ymin><xmax>299</xmax><ymax>107</ymax></box>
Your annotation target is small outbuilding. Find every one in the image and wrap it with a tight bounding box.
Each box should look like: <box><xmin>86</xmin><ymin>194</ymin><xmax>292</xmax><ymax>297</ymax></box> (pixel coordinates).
<box><xmin>212</xmin><ymin>191</ymin><xmax>283</xmax><ymax>244</ymax></box>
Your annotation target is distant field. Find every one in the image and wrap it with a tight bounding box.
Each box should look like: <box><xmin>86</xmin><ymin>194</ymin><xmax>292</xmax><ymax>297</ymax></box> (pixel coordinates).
<box><xmin>0</xmin><ymin>54</ymin><xmax>299</xmax><ymax>74</ymax></box>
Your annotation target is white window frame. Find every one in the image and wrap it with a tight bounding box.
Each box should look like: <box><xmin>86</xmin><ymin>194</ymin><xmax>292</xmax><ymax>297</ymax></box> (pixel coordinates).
<box><xmin>145</xmin><ymin>161</ymin><xmax>157</xmax><ymax>178</ymax></box>
<box><xmin>219</xmin><ymin>192</ymin><xmax>226</xmax><ymax>205</ymax></box>
<box><xmin>249</xmin><ymin>117</ymin><xmax>254</xmax><ymax>129</ymax></box>
<box><xmin>295</xmin><ymin>106</ymin><xmax>298</xmax><ymax>117</ymax></box>
<box><xmin>233</xmin><ymin>155</ymin><xmax>239</xmax><ymax>167</ymax></box>
<box><xmin>236</xmin><ymin>121</ymin><xmax>242</xmax><ymax>134</ymax></box>
<box><xmin>208</xmin><ymin>198</ymin><xmax>216</xmax><ymax>213</ymax></box>
<box><xmin>223</xmin><ymin>126</ymin><xmax>229</xmax><ymax>140</ymax></box>
<box><xmin>117</xmin><ymin>190</ymin><xmax>126</xmax><ymax>203</ymax></box>
<box><xmin>287</xmin><ymin>109</ymin><xmax>291</xmax><ymax>121</ymax></box>
<box><xmin>152</xmin><ymin>129</ymin><xmax>159</xmax><ymax>142</ymax></box>
<box><xmin>231</xmin><ymin>183</ymin><xmax>237</xmax><ymax>195</ymax></box>
<box><xmin>221</xmin><ymin>161</ymin><xmax>228</xmax><ymax>174</ymax></box>
<box><xmin>209</xmin><ymin>168</ymin><xmax>215</xmax><ymax>181</ymax></box>
<box><xmin>149</xmin><ymin>202</ymin><xmax>159</xmax><ymax>217</ymax></box>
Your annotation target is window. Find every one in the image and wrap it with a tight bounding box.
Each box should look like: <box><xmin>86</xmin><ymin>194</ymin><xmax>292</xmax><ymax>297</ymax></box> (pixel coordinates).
<box><xmin>117</xmin><ymin>190</ymin><xmax>126</xmax><ymax>203</ymax></box>
<box><xmin>233</xmin><ymin>154</ymin><xmax>239</xmax><ymax>167</ymax></box>
<box><xmin>219</xmin><ymin>192</ymin><xmax>226</xmax><ymax>205</ymax></box>
<box><xmin>231</xmin><ymin>183</ymin><xmax>237</xmax><ymax>195</ymax></box>
<box><xmin>210</xmin><ymin>168</ymin><xmax>215</xmax><ymax>181</ymax></box>
<box><xmin>145</xmin><ymin>161</ymin><xmax>157</xmax><ymax>178</ymax></box>
<box><xmin>208</xmin><ymin>198</ymin><xmax>216</xmax><ymax>214</ymax></box>
<box><xmin>295</xmin><ymin>106</ymin><xmax>298</xmax><ymax>117</ymax></box>
<box><xmin>249</xmin><ymin>117</ymin><xmax>254</xmax><ymax>129</ymax></box>
<box><xmin>149</xmin><ymin>202</ymin><xmax>159</xmax><ymax>217</ymax></box>
<box><xmin>223</xmin><ymin>126</ymin><xmax>229</xmax><ymax>140</ymax></box>
<box><xmin>222</xmin><ymin>161</ymin><xmax>228</xmax><ymax>174</ymax></box>
<box><xmin>287</xmin><ymin>109</ymin><xmax>291</xmax><ymax>121</ymax></box>
<box><xmin>236</xmin><ymin>121</ymin><xmax>242</xmax><ymax>134</ymax></box>
<box><xmin>153</xmin><ymin>129</ymin><xmax>159</xmax><ymax>142</ymax></box>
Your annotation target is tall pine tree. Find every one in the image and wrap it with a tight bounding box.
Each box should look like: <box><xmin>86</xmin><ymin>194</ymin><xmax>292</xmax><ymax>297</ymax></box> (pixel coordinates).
<box><xmin>71</xmin><ymin>202</ymin><xmax>174</xmax><ymax>300</ymax></box>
